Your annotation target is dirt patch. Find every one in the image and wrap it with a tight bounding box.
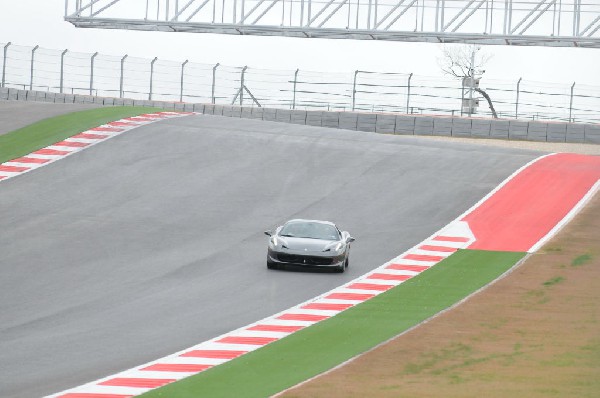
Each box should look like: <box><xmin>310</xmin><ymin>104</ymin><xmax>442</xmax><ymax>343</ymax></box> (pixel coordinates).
<box><xmin>280</xmin><ymin>192</ymin><xmax>600</xmax><ymax>398</ymax></box>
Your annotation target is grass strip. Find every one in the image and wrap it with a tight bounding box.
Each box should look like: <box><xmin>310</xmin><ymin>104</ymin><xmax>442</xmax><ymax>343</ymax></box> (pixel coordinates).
<box><xmin>0</xmin><ymin>106</ymin><xmax>161</xmax><ymax>164</ymax></box>
<box><xmin>142</xmin><ymin>249</ymin><xmax>526</xmax><ymax>398</ymax></box>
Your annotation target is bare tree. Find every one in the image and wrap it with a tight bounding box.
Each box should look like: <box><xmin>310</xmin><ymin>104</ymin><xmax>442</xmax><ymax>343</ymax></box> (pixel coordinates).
<box><xmin>438</xmin><ymin>45</ymin><xmax>498</xmax><ymax>118</ymax></box>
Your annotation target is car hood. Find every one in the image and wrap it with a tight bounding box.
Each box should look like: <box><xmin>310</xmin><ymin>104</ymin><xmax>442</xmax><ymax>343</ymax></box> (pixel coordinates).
<box><xmin>281</xmin><ymin>237</ymin><xmax>336</xmax><ymax>252</ymax></box>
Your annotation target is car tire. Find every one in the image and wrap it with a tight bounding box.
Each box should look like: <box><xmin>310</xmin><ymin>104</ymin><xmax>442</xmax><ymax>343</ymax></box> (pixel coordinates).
<box><xmin>267</xmin><ymin>259</ymin><xmax>276</xmax><ymax>270</ymax></box>
<box><xmin>345</xmin><ymin>257</ymin><xmax>349</xmax><ymax>268</ymax></box>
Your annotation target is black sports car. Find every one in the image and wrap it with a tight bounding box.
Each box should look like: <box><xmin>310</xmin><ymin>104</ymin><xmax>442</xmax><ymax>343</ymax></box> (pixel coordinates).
<box><xmin>264</xmin><ymin>219</ymin><xmax>355</xmax><ymax>272</ymax></box>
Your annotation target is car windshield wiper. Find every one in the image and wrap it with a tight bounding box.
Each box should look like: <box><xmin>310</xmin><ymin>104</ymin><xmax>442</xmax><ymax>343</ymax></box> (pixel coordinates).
<box><xmin>280</xmin><ymin>234</ymin><xmax>295</xmax><ymax>237</ymax></box>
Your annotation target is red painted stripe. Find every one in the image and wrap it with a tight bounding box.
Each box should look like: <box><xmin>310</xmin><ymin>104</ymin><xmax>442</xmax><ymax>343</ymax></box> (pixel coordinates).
<box><xmin>124</xmin><ymin>117</ymin><xmax>154</xmax><ymax>122</ymax></box>
<box><xmin>247</xmin><ymin>324</ymin><xmax>304</xmax><ymax>333</ymax></box>
<box><xmin>347</xmin><ymin>283</ymin><xmax>394</xmax><ymax>291</ymax></box>
<box><xmin>216</xmin><ymin>336</ymin><xmax>278</xmax><ymax>345</ymax></box>
<box><xmin>58</xmin><ymin>394</ymin><xmax>133</xmax><ymax>398</ymax></box>
<box><xmin>140</xmin><ymin>113</ymin><xmax>167</xmax><ymax>118</ymax></box>
<box><xmin>368</xmin><ymin>273</ymin><xmax>413</xmax><ymax>281</ymax></box>
<box><xmin>301</xmin><ymin>303</ymin><xmax>354</xmax><ymax>311</ymax></box>
<box><xmin>90</xmin><ymin>126</ymin><xmax>123</xmax><ymax>132</ymax></box>
<box><xmin>418</xmin><ymin>245</ymin><xmax>457</xmax><ymax>253</ymax></box>
<box><xmin>142</xmin><ymin>363</ymin><xmax>212</xmax><ymax>372</ymax></box>
<box><xmin>0</xmin><ymin>165</ymin><xmax>30</xmax><ymax>172</ymax></box>
<box><xmin>34</xmin><ymin>148</ymin><xmax>70</xmax><ymax>155</ymax></box>
<box><xmin>0</xmin><ymin>176</ymin><xmax>6</xmax><ymax>180</ymax></box>
<box><xmin>108</xmin><ymin>121</ymin><xmax>136</xmax><ymax>127</ymax></box>
<box><xmin>402</xmin><ymin>253</ymin><xmax>445</xmax><ymax>262</ymax></box>
<box><xmin>180</xmin><ymin>350</ymin><xmax>247</xmax><ymax>359</ymax></box>
<box><xmin>386</xmin><ymin>264</ymin><xmax>430</xmax><ymax>272</ymax></box>
<box><xmin>72</xmin><ymin>133</ymin><xmax>109</xmax><ymax>140</ymax></box>
<box><xmin>53</xmin><ymin>140</ymin><xmax>89</xmax><ymax>148</ymax></box>
<box><xmin>276</xmin><ymin>313</ymin><xmax>330</xmax><ymax>322</ymax></box>
<box><xmin>99</xmin><ymin>378</ymin><xmax>174</xmax><ymax>388</ymax></box>
<box><xmin>464</xmin><ymin>153</ymin><xmax>600</xmax><ymax>252</ymax></box>
<box><xmin>433</xmin><ymin>236</ymin><xmax>470</xmax><ymax>242</ymax></box>
<box><xmin>10</xmin><ymin>157</ymin><xmax>50</xmax><ymax>164</ymax></box>
<box><xmin>325</xmin><ymin>292</ymin><xmax>376</xmax><ymax>301</ymax></box>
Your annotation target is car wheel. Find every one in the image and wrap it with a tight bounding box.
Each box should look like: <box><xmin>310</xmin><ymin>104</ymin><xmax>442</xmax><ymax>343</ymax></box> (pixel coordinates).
<box><xmin>345</xmin><ymin>257</ymin><xmax>349</xmax><ymax>268</ymax></box>
<box><xmin>336</xmin><ymin>263</ymin><xmax>345</xmax><ymax>273</ymax></box>
<box><xmin>267</xmin><ymin>259</ymin><xmax>276</xmax><ymax>270</ymax></box>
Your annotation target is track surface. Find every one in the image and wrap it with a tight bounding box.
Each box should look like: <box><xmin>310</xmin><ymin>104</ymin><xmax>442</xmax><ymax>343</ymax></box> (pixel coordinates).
<box><xmin>0</xmin><ymin>114</ymin><xmax>540</xmax><ymax>397</ymax></box>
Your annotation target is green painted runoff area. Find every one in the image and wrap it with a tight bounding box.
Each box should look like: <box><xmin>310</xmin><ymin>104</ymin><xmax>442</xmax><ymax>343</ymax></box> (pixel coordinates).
<box><xmin>141</xmin><ymin>249</ymin><xmax>526</xmax><ymax>398</ymax></box>
<box><xmin>0</xmin><ymin>106</ymin><xmax>161</xmax><ymax>164</ymax></box>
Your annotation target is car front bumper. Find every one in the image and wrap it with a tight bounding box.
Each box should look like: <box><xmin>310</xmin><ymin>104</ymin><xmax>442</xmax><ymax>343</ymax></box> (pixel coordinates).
<box><xmin>267</xmin><ymin>248</ymin><xmax>346</xmax><ymax>268</ymax></box>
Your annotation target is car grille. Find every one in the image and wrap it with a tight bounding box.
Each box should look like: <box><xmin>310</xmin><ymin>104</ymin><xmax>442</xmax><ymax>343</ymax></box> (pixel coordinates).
<box><xmin>276</xmin><ymin>253</ymin><xmax>334</xmax><ymax>266</ymax></box>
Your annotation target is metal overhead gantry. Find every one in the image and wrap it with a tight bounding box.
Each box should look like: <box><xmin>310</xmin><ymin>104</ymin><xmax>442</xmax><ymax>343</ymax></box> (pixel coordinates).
<box><xmin>64</xmin><ymin>0</ymin><xmax>600</xmax><ymax>47</ymax></box>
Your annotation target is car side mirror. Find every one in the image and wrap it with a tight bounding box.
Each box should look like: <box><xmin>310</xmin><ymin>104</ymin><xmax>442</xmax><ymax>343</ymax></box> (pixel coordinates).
<box><xmin>347</xmin><ymin>237</ymin><xmax>355</xmax><ymax>243</ymax></box>
<box><xmin>264</xmin><ymin>231</ymin><xmax>272</xmax><ymax>236</ymax></box>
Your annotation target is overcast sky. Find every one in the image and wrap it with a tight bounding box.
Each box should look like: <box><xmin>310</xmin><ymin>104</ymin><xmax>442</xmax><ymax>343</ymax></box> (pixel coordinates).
<box><xmin>1</xmin><ymin>0</ymin><xmax>599</xmax><ymax>88</ymax></box>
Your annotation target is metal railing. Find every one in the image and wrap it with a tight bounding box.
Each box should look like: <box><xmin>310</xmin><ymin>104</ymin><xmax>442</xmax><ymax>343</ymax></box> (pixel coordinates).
<box><xmin>1</xmin><ymin>42</ymin><xmax>599</xmax><ymax>124</ymax></box>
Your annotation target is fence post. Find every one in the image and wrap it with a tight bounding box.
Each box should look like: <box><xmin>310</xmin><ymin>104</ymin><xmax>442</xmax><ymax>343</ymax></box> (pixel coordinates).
<box><xmin>120</xmin><ymin>54</ymin><xmax>127</xmax><ymax>98</ymax></box>
<box><xmin>149</xmin><ymin>57</ymin><xmax>158</xmax><ymax>100</ymax></box>
<box><xmin>352</xmin><ymin>70</ymin><xmax>359</xmax><ymax>111</ymax></box>
<box><xmin>2</xmin><ymin>42</ymin><xmax>11</xmax><ymax>88</ymax></box>
<box><xmin>212</xmin><ymin>63</ymin><xmax>219</xmax><ymax>104</ymax></box>
<box><xmin>515</xmin><ymin>77</ymin><xmax>522</xmax><ymax>119</ymax></box>
<box><xmin>60</xmin><ymin>49</ymin><xmax>68</xmax><ymax>94</ymax></box>
<box><xmin>292</xmin><ymin>68</ymin><xmax>299</xmax><ymax>110</ymax></box>
<box><xmin>569</xmin><ymin>82</ymin><xmax>575</xmax><ymax>122</ymax></box>
<box><xmin>180</xmin><ymin>60</ymin><xmax>188</xmax><ymax>102</ymax></box>
<box><xmin>406</xmin><ymin>72</ymin><xmax>413</xmax><ymax>114</ymax></box>
<box><xmin>240</xmin><ymin>66</ymin><xmax>247</xmax><ymax>106</ymax></box>
<box><xmin>90</xmin><ymin>52</ymin><xmax>98</xmax><ymax>96</ymax></box>
<box><xmin>30</xmin><ymin>45</ymin><xmax>39</xmax><ymax>91</ymax></box>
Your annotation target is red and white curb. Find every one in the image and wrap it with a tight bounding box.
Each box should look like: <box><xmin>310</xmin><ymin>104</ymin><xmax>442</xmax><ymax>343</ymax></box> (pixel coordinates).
<box><xmin>46</xmin><ymin>212</ymin><xmax>476</xmax><ymax>398</ymax></box>
<box><xmin>0</xmin><ymin>112</ymin><xmax>194</xmax><ymax>183</ymax></box>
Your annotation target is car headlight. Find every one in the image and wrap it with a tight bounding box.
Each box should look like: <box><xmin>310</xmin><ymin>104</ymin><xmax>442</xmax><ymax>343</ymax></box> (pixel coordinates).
<box><xmin>325</xmin><ymin>242</ymin><xmax>345</xmax><ymax>253</ymax></box>
<box><xmin>269</xmin><ymin>236</ymin><xmax>287</xmax><ymax>249</ymax></box>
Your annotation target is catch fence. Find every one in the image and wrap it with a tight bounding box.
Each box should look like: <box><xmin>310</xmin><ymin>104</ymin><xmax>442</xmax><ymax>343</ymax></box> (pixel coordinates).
<box><xmin>1</xmin><ymin>42</ymin><xmax>598</xmax><ymax>124</ymax></box>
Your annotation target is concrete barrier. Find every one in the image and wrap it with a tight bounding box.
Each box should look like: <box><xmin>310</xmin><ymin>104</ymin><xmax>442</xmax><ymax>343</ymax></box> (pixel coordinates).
<box><xmin>306</xmin><ymin>111</ymin><xmax>323</xmax><ymax>127</ymax></box>
<box><xmin>547</xmin><ymin>123</ymin><xmax>567</xmax><ymax>142</ymax></box>
<box><xmin>241</xmin><ymin>106</ymin><xmax>253</xmax><ymax>119</ymax></box>
<box><xmin>414</xmin><ymin>116</ymin><xmax>434</xmax><ymax>136</ymax></box>
<box><xmin>508</xmin><ymin>121</ymin><xmax>529</xmax><ymax>140</ymax></box>
<box><xmin>395</xmin><ymin>116</ymin><xmax>415</xmax><ymax>135</ymax></box>
<box><xmin>490</xmin><ymin>120</ymin><xmax>509</xmax><ymax>139</ymax></box>
<box><xmin>2</xmin><ymin>91</ymin><xmax>597</xmax><ymax>144</ymax></box>
<box><xmin>275</xmin><ymin>109</ymin><xmax>291</xmax><ymax>123</ymax></box>
<box><xmin>263</xmin><ymin>107</ymin><xmax>278</xmax><ymax>121</ymax></box>
<box><xmin>322</xmin><ymin>112</ymin><xmax>340</xmax><ymax>128</ymax></box>
<box><xmin>251</xmin><ymin>107</ymin><xmax>264</xmax><ymax>120</ymax></box>
<box><xmin>585</xmin><ymin>124</ymin><xmax>600</xmax><ymax>144</ymax></box>
<box><xmin>290</xmin><ymin>110</ymin><xmax>307</xmax><ymax>125</ymax></box>
<box><xmin>452</xmin><ymin>118</ymin><xmax>473</xmax><ymax>137</ymax></box>
<box><xmin>376</xmin><ymin>114</ymin><xmax>396</xmax><ymax>134</ymax></box>
<box><xmin>566</xmin><ymin>124</ymin><xmax>585</xmax><ymax>143</ymax></box>
<box><xmin>357</xmin><ymin>113</ymin><xmax>377</xmax><ymax>132</ymax></box>
<box><xmin>339</xmin><ymin>112</ymin><xmax>358</xmax><ymax>130</ymax></box>
<box><xmin>433</xmin><ymin>117</ymin><xmax>453</xmax><ymax>136</ymax></box>
<box><xmin>527</xmin><ymin>122</ymin><xmax>548</xmax><ymax>142</ymax></box>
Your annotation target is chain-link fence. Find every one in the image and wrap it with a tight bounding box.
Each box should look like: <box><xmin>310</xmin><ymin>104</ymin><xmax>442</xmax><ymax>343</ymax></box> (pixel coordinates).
<box><xmin>1</xmin><ymin>42</ymin><xmax>598</xmax><ymax>124</ymax></box>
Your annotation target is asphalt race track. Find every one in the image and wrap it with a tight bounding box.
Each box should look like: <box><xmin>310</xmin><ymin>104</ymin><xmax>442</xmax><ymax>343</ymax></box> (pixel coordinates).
<box><xmin>0</xmin><ymin>113</ymin><xmax>542</xmax><ymax>397</ymax></box>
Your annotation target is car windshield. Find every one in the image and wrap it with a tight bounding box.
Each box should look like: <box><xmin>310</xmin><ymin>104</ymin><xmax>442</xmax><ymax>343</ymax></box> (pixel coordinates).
<box><xmin>280</xmin><ymin>221</ymin><xmax>340</xmax><ymax>241</ymax></box>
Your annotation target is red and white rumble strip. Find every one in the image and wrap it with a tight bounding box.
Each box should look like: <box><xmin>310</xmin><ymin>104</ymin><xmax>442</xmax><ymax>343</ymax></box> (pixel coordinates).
<box><xmin>46</xmin><ymin>219</ymin><xmax>476</xmax><ymax>398</ymax></box>
<box><xmin>0</xmin><ymin>112</ymin><xmax>193</xmax><ymax>183</ymax></box>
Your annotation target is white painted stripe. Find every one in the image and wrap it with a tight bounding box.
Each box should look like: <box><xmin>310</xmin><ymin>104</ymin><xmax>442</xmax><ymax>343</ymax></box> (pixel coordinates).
<box><xmin>73</xmin><ymin>384</ymin><xmax>150</xmax><ymax>395</ymax></box>
<box><xmin>411</xmin><ymin>248</ymin><xmax>454</xmax><ymax>257</ymax></box>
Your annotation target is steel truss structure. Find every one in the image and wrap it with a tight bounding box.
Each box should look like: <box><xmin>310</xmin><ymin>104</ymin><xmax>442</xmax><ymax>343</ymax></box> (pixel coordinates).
<box><xmin>64</xmin><ymin>0</ymin><xmax>600</xmax><ymax>47</ymax></box>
